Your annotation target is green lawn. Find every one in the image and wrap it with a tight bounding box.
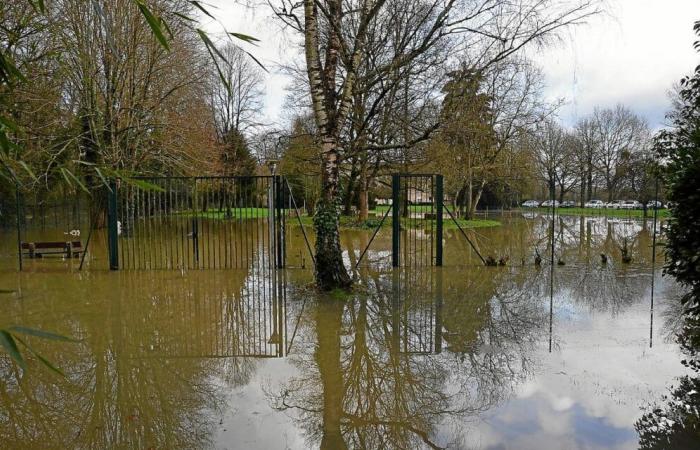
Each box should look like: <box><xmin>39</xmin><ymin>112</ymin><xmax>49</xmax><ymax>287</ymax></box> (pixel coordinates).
<box><xmin>373</xmin><ymin>204</ymin><xmax>434</xmax><ymax>213</ymax></box>
<box><xmin>182</xmin><ymin>207</ymin><xmax>270</xmax><ymax>219</ymax></box>
<box><xmin>525</xmin><ymin>207</ymin><xmax>670</xmax><ymax>218</ymax></box>
<box><xmin>186</xmin><ymin>207</ymin><xmax>501</xmax><ymax>230</ymax></box>
<box><xmin>289</xmin><ymin>214</ymin><xmax>500</xmax><ymax>230</ymax></box>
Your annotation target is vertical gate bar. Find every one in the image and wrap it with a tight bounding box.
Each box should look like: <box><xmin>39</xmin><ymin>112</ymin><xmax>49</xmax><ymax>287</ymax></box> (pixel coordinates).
<box><xmin>107</xmin><ymin>180</ymin><xmax>119</xmax><ymax>270</ymax></box>
<box><xmin>193</xmin><ymin>179</ymin><xmax>199</xmax><ymax>268</ymax></box>
<box><xmin>392</xmin><ymin>174</ymin><xmax>400</xmax><ymax>267</ymax></box>
<box><xmin>436</xmin><ymin>175</ymin><xmax>443</xmax><ymax>267</ymax></box>
<box><xmin>16</xmin><ymin>185</ymin><xmax>22</xmax><ymax>271</ymax></box>
<box><xmin>435</xmin><ymin>263</ymin><xmax>443</xmax><ymax>353</ymax></box>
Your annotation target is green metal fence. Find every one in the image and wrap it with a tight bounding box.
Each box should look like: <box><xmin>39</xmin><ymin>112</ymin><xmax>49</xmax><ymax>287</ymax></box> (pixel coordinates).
<box><xmin>109</xmin><ymin>176</ymin><xmax>287</xmax><ymax>270</ymax></box>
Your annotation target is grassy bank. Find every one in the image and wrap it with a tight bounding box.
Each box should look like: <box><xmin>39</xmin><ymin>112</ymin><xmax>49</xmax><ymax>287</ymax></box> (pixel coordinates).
<box><xmin>524</xmin><ymin>207</ymin><xmax>670</xmax><ymax>219</ymax></box>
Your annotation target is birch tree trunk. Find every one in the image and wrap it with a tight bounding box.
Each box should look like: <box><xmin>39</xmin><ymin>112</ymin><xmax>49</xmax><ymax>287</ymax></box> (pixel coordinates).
<box><xmin>314</xmin><ymin>137</ymin><xmax>352</xmax><ymax>288</ymax></box>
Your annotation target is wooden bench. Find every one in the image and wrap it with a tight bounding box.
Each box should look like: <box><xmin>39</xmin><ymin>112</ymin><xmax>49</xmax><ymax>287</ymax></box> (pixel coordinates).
<box><xmin>21</xmin><ymin>241</ymin><xmax>84</xmax><ymax>259</ymax></box>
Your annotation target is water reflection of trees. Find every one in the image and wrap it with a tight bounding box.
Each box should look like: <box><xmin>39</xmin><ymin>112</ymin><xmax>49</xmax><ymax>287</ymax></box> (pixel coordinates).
<box><xmin>0</xmin><ymin>269</ymin><xmax>289</xmax><ymax>448</ymax></box>
<box><xmin>270</xmin><ymin>267</ymin><xmax>549</xmax><ymax>449</ymax></box>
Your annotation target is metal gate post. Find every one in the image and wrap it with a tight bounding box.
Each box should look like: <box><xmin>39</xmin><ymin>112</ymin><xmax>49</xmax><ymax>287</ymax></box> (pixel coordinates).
<box><xmin>275</xmin><ymin>175</ymin><xmax>286</xmax><ymax>268</ymax></box>
<box><xmin>435</xmin><ymin>175</ymin><xmax>444</xmax><ymax>267</ymax></box>
<box><xmin>107</xmin><ymin>181</ymin><xmax>119</xmax><ymax>270</ymax></box>
<box><xmin>391</xmin><ymin>174</ymin><xmax>400</xmax><ymax>267</ymax></box>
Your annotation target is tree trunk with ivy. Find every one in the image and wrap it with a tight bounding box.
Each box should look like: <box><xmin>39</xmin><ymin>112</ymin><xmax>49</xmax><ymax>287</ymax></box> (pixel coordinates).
<box><xmin>314</xmin><ymin>138</ymin><xmax>352</xmax><ymax>289</ymax></box>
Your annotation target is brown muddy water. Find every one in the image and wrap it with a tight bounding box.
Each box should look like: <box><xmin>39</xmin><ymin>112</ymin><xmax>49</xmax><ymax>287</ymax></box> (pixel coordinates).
<box><xmin>0</xmin><ymin>212</ymin><xmax>688</xmax><ymax>449</ymax></box>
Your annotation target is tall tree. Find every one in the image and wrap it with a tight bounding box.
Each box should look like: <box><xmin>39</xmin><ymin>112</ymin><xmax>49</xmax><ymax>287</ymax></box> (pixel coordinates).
<box><xmin>210</xmin><ymin>43</ymin><xmax>264</xmax><ymax>138</ymax></box>
<box><xmin>272</xmin><ymin>0</ymin><xmax>601</xmax><ymax>289</ymax></box>
<box><xmin>590</xmin><ymin>105</ymin><xmax>648</xmax><ymax>201</ymax></box>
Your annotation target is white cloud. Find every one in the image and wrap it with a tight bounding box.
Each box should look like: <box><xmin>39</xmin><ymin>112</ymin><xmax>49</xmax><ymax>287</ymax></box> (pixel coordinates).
<box><xmin>531</xmin><ymin>0</ymin><xmax>700</xmax><ymax>128</ymax></box>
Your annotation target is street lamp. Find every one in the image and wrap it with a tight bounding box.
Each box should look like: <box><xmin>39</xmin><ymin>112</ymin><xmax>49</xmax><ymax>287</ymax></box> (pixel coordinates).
<box><xmin>266</xmin><ymin>159</ymin><xmax>279</xmax><ymax>176</ymax></box>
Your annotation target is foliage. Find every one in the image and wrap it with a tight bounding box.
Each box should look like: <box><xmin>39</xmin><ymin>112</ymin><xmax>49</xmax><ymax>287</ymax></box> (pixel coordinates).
<box><xmin>635</xmin><ymin>20</ymin><xmax>700</xmax><ymax>449</ymax></box>
<box><xmin>656</xmin><ymin>20</ymin><xmax>700</xmax><ymax>316</ymax></box>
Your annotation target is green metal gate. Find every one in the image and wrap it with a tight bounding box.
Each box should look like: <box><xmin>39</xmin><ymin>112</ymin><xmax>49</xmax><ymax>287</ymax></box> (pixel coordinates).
<box><xmin>391</xmin><ymin>173</ymin><xmax>444</xmax><ymax>268</ymax></box>
<box><xmin>108</xmin><ymin>176</ymin><xmax>286</xmax><ymax>270</ymax></box>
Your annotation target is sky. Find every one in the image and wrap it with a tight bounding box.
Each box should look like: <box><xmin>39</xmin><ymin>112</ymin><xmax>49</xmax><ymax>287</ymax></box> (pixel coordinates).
<box><xmin>204</xmin><ymin>0</ymin><xmax>700</xmax><ymax>130</ymax></box>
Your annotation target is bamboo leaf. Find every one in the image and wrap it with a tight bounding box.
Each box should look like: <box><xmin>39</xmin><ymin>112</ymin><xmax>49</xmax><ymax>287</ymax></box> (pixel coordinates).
<box><xmin>197</xmin><ymin>29</ymin><xmax>232</xmax><ymax>94</ymax></box>
<box><xmin>14</xmin><ymin>336</ymin><xmax>66</xmax><ymax>377</ymax></box>
<box><xmin>135</xmin><ymin>0</ymin><xmax>170</xmax><ymax>51</ymax></box>
<box><xmin>196</xmin><ymin>29</ymin><xmax>229</xmax><ymax>64</ymax></box>
<box><xmin>124</xmin><ymin>177</ymin><xmax>166</xmax><ymax>192</ymax></box>
<box><xmin>94</xmin><ymin>167</ymin><xmax>112</xmax><ymax>192</ymax></box>
<box><xmin>242</xmin><ymin>49</ymin><xmax>268</xmax><ymax>72</ymax></box>
<box><xmin>18</xmin><ymin>161</ymin><xmax>37</xmax><ymax>182</ymax></box>
<box><xmin>9</xmin><ymin>326</ymin><xmax>78</xmax><ymax>342</ymax></box>
<box><xmin>173</xmin><ymin>12</ymin><xmax>196</xmax><ymax>23</ymax></box>
<box><xmin>60</xmin><ymin>168</ymin><xmax>90</xmax><ymax>194</ymax></box>
<box><xmin>190</xmin><ymin>1</ymin><xmax>216</xmax><ymax>20</ymax></box>
<box><xmin>229</xmin><ymin>32</ymin><xmax>260</xmax><ymax>44</ymax></box>
<box><xmin>0</xmin><ymin>330</ymin><xmax>26</xmax><ymax>370</ymax></box>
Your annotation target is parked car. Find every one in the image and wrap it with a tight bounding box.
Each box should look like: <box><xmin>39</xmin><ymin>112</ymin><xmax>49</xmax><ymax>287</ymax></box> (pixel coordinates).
<box><xmin>561</xmin><ymin>201</ymin><xmax>575</xmax><ymax>208</ymax></box>
<box><xmin>584</xmin><ymin>200</ymin><xmax>605</xmax><ymax>208</ymax></box>
<box><xmin>522</xmin><ymin>200</ymin><xmax>540</xmax><ymax>208</ymax></box>
<box><xmin>606</xmin><ymin>200</ymin><xmax>623</xmax><ymax>209</ymax></box>
<box><xmin>540</xmin><ymin>200</ymin><xmax>560</xmax><ymax>208</ymax></box>
<box><xmin>646</xmin><ymin>200</ymin><xmax>664</xmax><ymax>209</ymax></box>
<box><xmin>619</xmin><ymin>200</ymin><xmax>642</xmax><ymax>210</ymax></box>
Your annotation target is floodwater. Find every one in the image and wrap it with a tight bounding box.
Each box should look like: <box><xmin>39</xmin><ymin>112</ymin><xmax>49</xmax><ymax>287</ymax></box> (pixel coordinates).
<box><xmin>0</xmin><ymin>213</ymin><xmax>689</xmax><ymax>449</ymax></box>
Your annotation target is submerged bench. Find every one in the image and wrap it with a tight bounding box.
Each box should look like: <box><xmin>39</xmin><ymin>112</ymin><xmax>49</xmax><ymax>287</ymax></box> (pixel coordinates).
<box><xmin>21</xmin><ymin>241</ymin><xmax>84</xmax><ymax>259</ymax></box>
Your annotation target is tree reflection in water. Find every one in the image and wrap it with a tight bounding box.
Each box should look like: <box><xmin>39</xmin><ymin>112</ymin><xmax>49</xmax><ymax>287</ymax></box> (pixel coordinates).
<box><xmin>270</xmin><ymin>267</ymin><xmax>551</xmax><ymax>449</ymax></box>
<box><xmin>0</xmin><ymin>213</ymin><xmax>677</xmax><ymax>448</ymax></box>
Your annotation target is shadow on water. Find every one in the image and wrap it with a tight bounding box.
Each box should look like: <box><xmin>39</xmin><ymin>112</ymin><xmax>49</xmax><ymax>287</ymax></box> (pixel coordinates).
<box><xmin>0</xmin><ymin>214</ymin><xmax>690</xmax><ymax>449</ymax></box>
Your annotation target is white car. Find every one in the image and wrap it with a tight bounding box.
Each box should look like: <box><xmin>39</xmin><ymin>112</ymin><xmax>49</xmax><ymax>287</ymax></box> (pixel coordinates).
<box><xmin>606</xmin><ymin>200</ymin><xmax>623</xmax><ymax>209</ymax></box>
<box><xmin>584</xmin><ymin>200</ymin><xmax>605</xmax><ymax>208</ymax></box>
<box><xmin>619</xmin><ymin>200</ymin><xmax>642</xmax><ymax>210</ymax></box>
<box><xmin>541</xmin><ymin>200</ymin><xmax>560</xmax><ymax>208</ymax></box>
<box><xmin>522</xmin><ymin>200</ymin><xmax>540</xmax><ymax>208</ymax></box>
<box><xmin>646</xmin><ymin>200</ymin><xmax>664</xmax><ymax>209</ymax></box>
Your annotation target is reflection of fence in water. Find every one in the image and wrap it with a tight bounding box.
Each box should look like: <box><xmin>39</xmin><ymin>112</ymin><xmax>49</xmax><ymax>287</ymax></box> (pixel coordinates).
<box><xmin>116</xmin><ymin>177</ymin><xmax>284</xmax><ymax>270</ymax></box>
<box><xmin>392</xmin><ymin>269</ymin><xmax>442</xmax><ymax>355</ymax></box>
<box><xmin>122</xmin><ymin>271</ymin><xmax>287</xmax><ymax>358</ymax></box>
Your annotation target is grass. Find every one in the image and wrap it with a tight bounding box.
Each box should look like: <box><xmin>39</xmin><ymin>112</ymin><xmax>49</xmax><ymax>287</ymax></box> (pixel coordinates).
<box><xmin>289</xmin><ymin>215</ymin><xmax>500</xmax><ymax>230</ymax></box>
<box><xmin>181</xmin><ymin>207</ymin><xmax>270</xmax><ymax>219</ymax></box>
<box><xmin>185</xmin><ymin>207</ymin><xmax>501</xmax><ymax>230</ymax></box>
<box><xmin>373</xmin><ymin>204</ymin><xmax>434</xmax><ymax>213</ymax></box>
<box><xmin>525</xmin><ymin>207</ymin><xmax>670</xmax><ymax>218</ymax></box>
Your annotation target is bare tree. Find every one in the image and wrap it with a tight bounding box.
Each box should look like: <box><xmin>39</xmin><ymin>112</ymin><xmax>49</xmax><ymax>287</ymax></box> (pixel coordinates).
<box><xmin>210</xmin><ymin>43</ymin><xmax>265</xmax><ymax>138</ymax></box>
<box><xmin>271</xmin><ymin>0</ymin><xmax>601</xmax><ymax>289</ymax></box>
<box><xmin>590</xmin><ymin>105</ymin><xmax>649</xmax><ymax>201</ymax></box>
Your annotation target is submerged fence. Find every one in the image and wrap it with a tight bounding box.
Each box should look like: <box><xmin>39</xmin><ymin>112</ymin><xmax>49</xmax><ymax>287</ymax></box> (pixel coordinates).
<box><xmin>108</xmin><ymin>176</ymin><xmax>287</xmax><ymax>270</ymax></box>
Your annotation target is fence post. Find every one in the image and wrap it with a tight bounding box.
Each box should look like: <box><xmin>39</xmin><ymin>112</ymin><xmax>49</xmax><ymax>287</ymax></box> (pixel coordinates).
<box><xmin>275</xmin><ymin>175</ymin><xmax>286</xmax><ymax>268</ymax></box>
<box><xmin>435</xmin><ymin>175</ymin><xmax>443</xmax><ymax>267</ymax></box>
<box><xmin>107</xmin><ymin>180</ymin><xmax>119</xmax><ymax>270</ymax></box>
<box><xmin>392</xmin><ymin>174</ymin><xmax>400</xmax><ymax>267</ymax></box>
